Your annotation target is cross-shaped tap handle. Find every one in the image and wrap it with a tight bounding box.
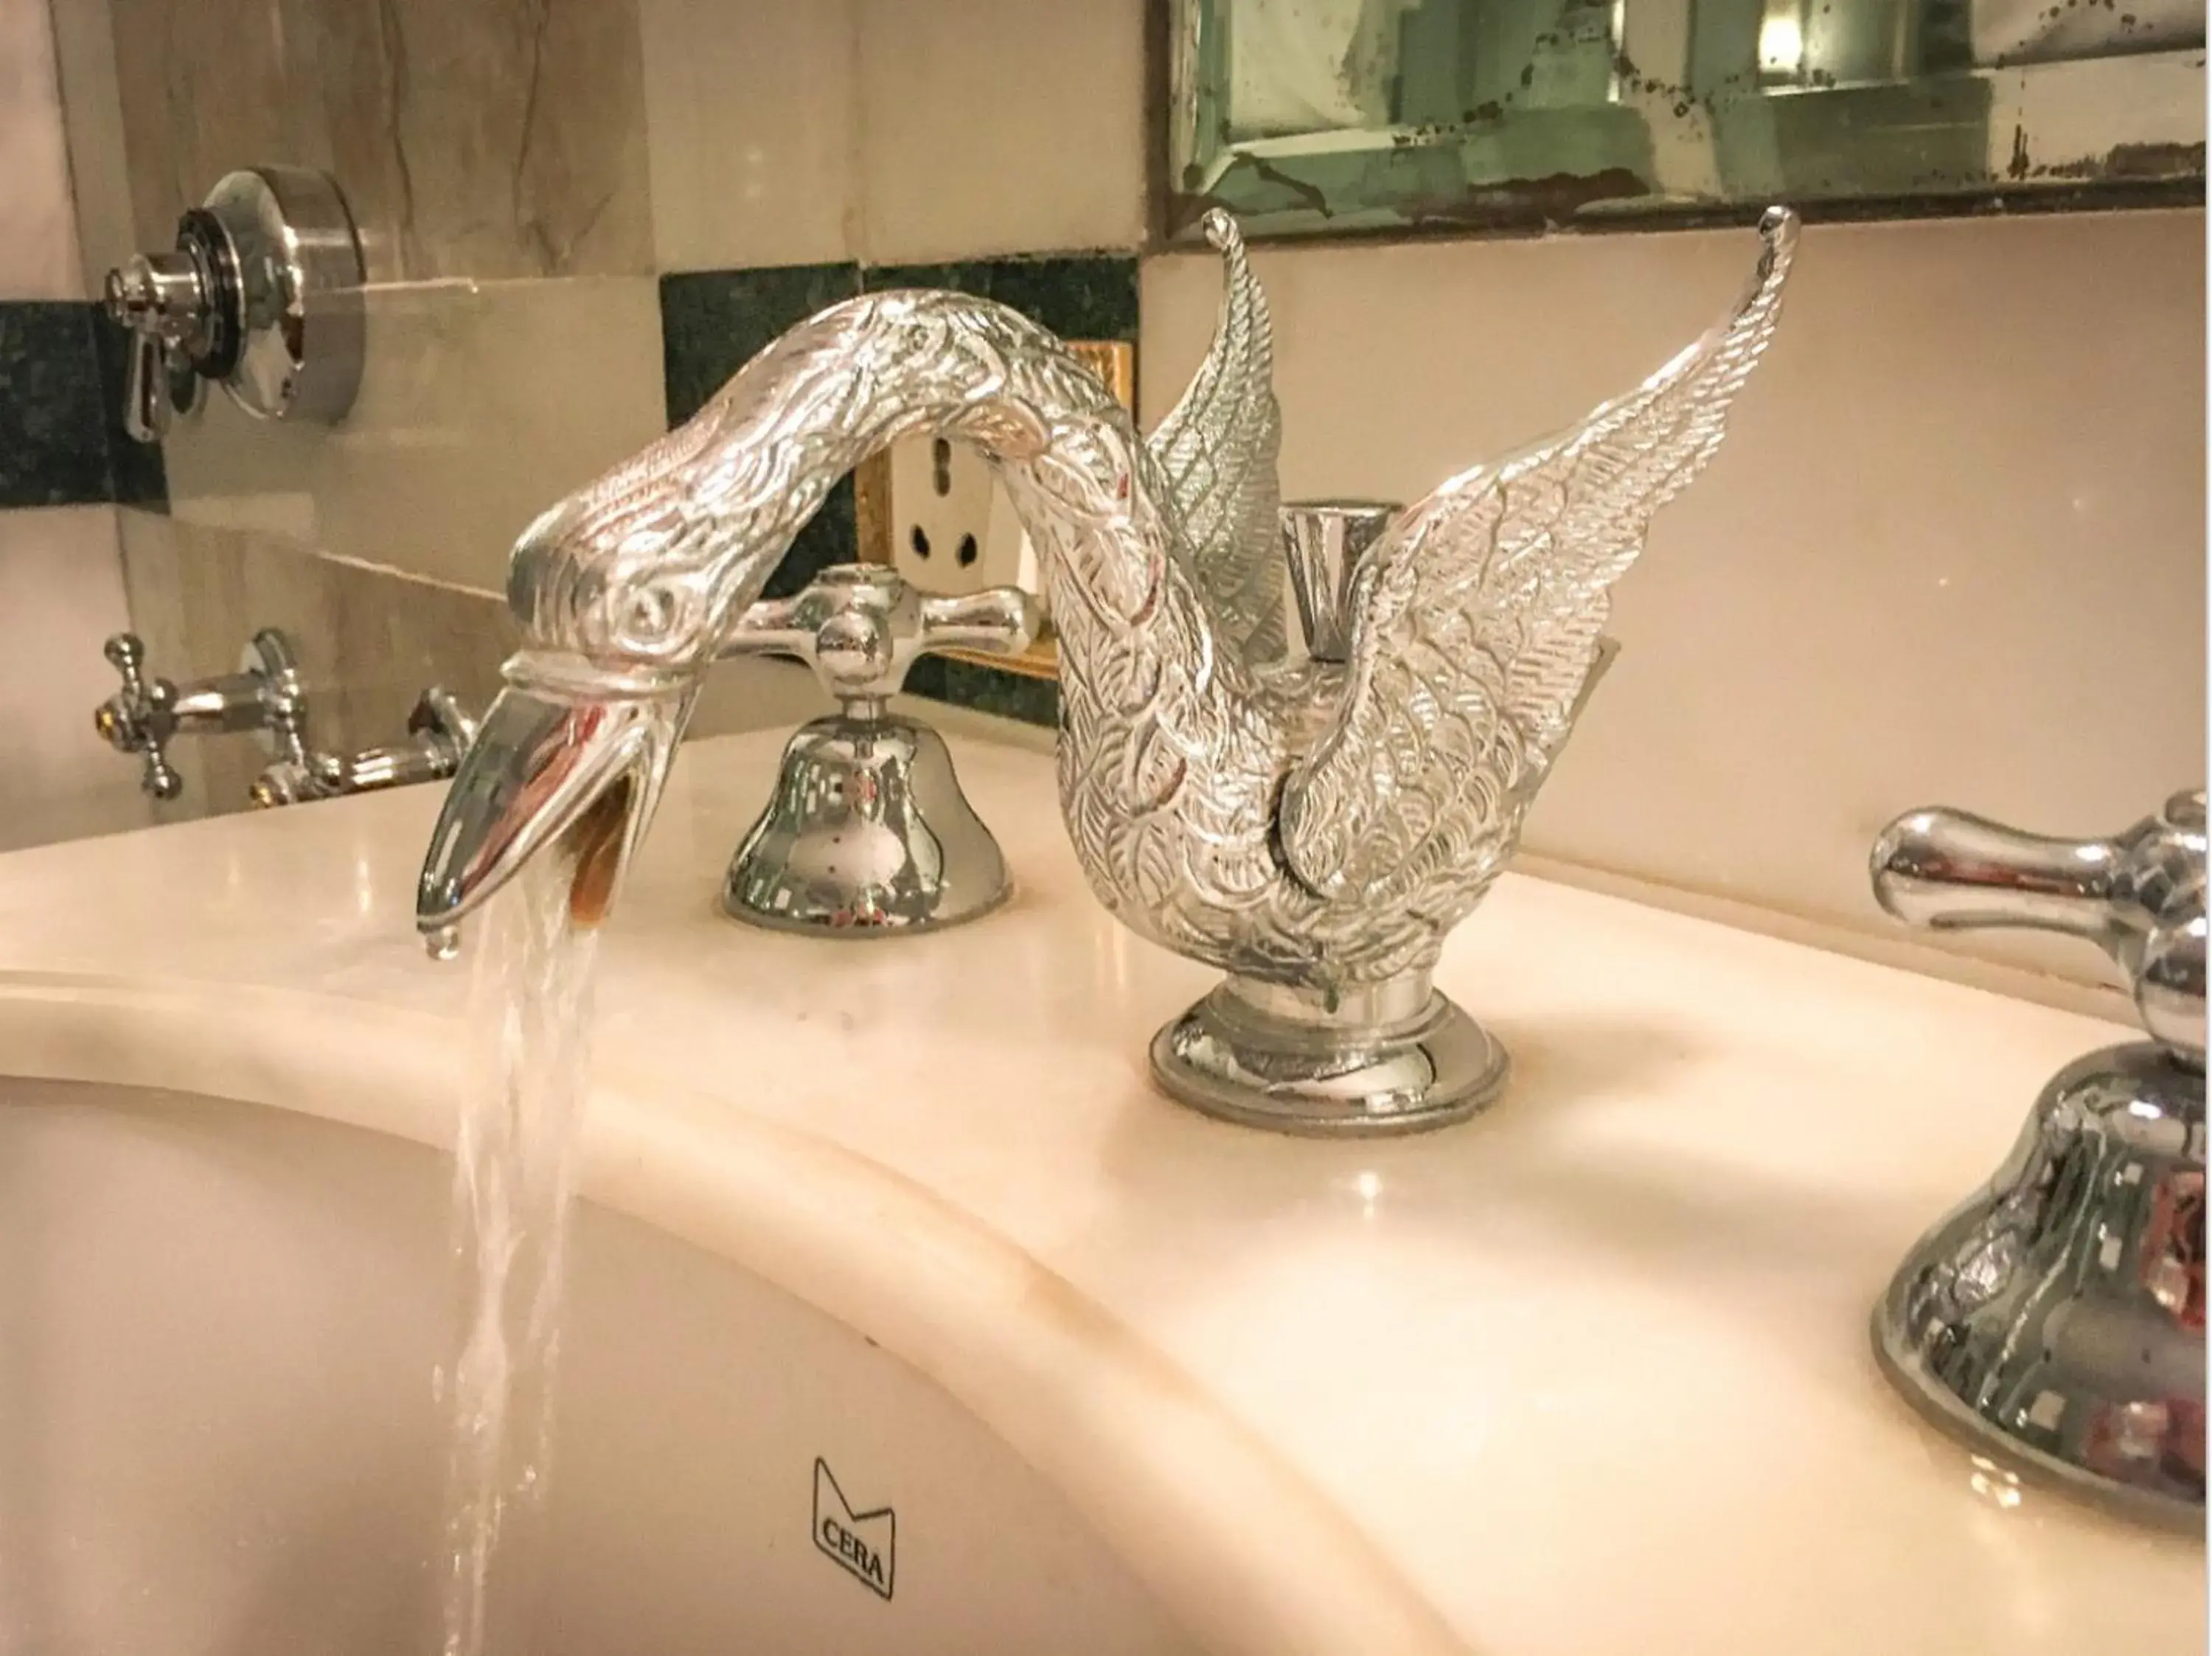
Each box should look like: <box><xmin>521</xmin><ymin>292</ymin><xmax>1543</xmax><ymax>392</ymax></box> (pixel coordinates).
<box><xmin>1873</xmin><ymin>790</ymin><xmax>2207</xmax><ymax>1062</ymax></box>
<box><xmin>94</xmin><ymin>633</ymin><xmax>184</xmax><ymax>799</ymax></box>
<box><xmin>721</xmin><ymin>564</ymin><xmax>1040</xmax><ymax>714</ymax></box>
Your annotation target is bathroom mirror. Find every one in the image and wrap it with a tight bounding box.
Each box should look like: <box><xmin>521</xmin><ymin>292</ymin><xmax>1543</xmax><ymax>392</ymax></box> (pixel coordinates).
<box><xmin>1168</xmin><ymin>0</ymin><xmax>2205</xmax><ymax>238</ymax></box>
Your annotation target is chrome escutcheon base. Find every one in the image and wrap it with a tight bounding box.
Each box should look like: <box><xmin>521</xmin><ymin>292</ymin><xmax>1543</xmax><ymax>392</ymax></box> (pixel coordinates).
<box><xmin>722</xmin><ymin>714</ymin><xmax>1012</xmax><ymax>937</ymax></box>
<box><xmin>1150</xmin><ymin>970</ymin><xmax>1509</xmax><ymax>1136</ymax></box>
<box><xmin>1870</xmin><ymin>1040</ymin><xmax>2205</xmax><ymax>1530</ymax></box>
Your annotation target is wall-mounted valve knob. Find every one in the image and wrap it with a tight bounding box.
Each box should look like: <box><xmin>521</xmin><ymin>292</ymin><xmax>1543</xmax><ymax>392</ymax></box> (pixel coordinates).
<box><xmin>102</xmin><ymin>165</ymin><xmax>364</xmax><ymax>445</ymax></box>
<box><xmin>93</xmin><ymin>629</ymin><xmax>308</xmax><ymax>801</ymax></box>
<box><xmin>713</xmin><ymin>564</ymin><xmax>1040</xmax><ymax>937</ymax></box>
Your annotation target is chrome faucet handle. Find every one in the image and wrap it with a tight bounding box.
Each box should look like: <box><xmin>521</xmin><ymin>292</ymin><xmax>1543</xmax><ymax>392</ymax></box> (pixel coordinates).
<box><xmin>104</xmin><ymin>252</ymin><xmax>211</xmax><ymax>443</ymax></box>
<box><xmin>94</xmin><ymin>633</ymin><xmax>183</xmax><ymax>798</ymax></box>
<box><xmin>714</xmin><ymin>566</ymin><xmax>1037</xmax><ymax>938</ymax></box>
<box><xmin>1872</xmin><ymin>790</ymin><xmax>2207</xmax><ymax>1062</ymax></box>
<box><xmin>723</xmin><ymin>564</ymin><xmax>1040</xmax><ymax>714</ymax></box>
<box><xmin>250</xmin><ymin>686</ymin><xmax>479</xmax><ymax>808</ymax></box>
<box><xmin>93</xmin><ymin>628</ymin><xmax>310</xmax><ymax>802</ymax></box>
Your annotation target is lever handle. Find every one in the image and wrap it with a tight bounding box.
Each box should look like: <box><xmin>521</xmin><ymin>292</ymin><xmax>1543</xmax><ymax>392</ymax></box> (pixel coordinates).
<box><xmin>722</xmin><ymin>564</ymin><xmax>1040</xmax><ymax>711</ymax></box>
<box><xmin>104</xmin><ymin>251</ymin><xmax>209</xmax><ymax>445</ymax></box>
<box><xmin>120</xmin><ymin>330</ymin><xmax>172</xmax><ymax>444</ymax></box>
<box><xmin>1872</xmin><ymin>790</ymin><xmax>2207</xmax><ymax>1061</ymax></box>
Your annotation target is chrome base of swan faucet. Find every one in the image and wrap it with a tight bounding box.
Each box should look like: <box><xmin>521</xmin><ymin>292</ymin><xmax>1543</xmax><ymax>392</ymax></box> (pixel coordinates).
<box><xmin>723</xmin><ymin>714</ymin><xmax>1012</xmax><ymax>937</ymax></box>
<box><xmin>1150</xmin><ymin>970</ymin><xmax>1509</xmax><ymax>1136</ymax></box>
<box><xmin>1871</xmin><ymin>1042</ymin><xmax>2205</xmax><ymax>1531</ymax></box>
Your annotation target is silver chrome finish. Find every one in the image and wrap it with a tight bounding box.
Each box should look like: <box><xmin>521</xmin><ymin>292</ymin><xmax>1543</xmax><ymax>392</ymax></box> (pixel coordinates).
<box><xmin>1152</xmin><ymin>972</ymin><xmax>1509</xmax><ymax>1135</ymax></box>
<box><xmin>1281</xmin><ymin>501</ymin><xmax>1394</xmax><ymax>664</ymax></box>
<box><xmin>718</xmin><ymin>564</ymin><xmax>1037</xmax><ymax>935</ymax></box>
<box><xmin>414</xmin><ymin>206</ymin><xmax>1795</xmax><ymax>1127</ymax></box>
<box><xmin>250</xmin><ymin>687</ymin><xmax>479</xmax><ymax>808</ymax></box>
<box><xmin>94</xmin><ymin>629</ymin><xmax>307</xmax><ymax>801</ymax></box>
<box><xmin>104</xmin><ymin>166</ymin><xmax>364</xmax><ymax>444</ymax></box>
<box><xmin>1870</xmin><ymin>790</ymin><xmax>2206</xmax><ymax>1527</ymax></box>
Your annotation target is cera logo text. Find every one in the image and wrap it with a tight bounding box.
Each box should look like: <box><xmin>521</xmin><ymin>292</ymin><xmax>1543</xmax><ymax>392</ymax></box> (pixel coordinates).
<box><xmin>813</xmin><ymin>1458</ymin><xmax>894</xmax><ymax>1601</ymax></box>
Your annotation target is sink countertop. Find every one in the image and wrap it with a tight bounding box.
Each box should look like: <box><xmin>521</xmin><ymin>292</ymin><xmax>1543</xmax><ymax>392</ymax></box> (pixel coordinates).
<box><xmin>0</xmin><ymin>730</ymin><xmax>2199</xmax><ymax>1655</ymax></box>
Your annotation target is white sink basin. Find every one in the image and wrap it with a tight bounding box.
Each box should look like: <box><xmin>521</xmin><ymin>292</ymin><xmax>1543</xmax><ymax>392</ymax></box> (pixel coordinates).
<box><xmin>0</xmin><ymin>1077</ymin><xmax>1197</xmax><ymax>1656</ymax></box>
<box><xmin>0</xmin><ymin>730</ymin><xmax>2200</xmax><ymax>1656</ymax></box>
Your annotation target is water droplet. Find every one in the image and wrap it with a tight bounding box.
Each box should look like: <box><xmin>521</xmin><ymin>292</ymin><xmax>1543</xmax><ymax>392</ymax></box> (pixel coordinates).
<box><xmin>427</xmin><ymin>925</ymin><xmax>462</xmax><ymax>961</ymax></box>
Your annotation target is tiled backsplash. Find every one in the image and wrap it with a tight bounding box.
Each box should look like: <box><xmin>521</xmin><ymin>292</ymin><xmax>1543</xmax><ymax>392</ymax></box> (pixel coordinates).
<box><xmin>11</xmin><ymin>0</ymin><xmax>2205</xmax><ymax>997</ymax></box>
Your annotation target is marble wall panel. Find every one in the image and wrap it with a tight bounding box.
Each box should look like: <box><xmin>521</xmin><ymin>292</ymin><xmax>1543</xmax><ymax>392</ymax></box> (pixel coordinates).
<box><xmin>0</xmin><ymin>505</ymin><xmax>152</xmax><ymax>849</ymax></box>
<box><xmin>105</xmin><ymin>0</ymin><xmax>653</xmax><ymax>282</ymax></box>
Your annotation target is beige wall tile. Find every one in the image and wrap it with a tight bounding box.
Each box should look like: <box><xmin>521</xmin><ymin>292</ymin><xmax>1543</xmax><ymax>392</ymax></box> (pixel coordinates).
<box><xmin>1141</xmin><ymin>208</ymin><xmax>2207</xmax><ymax>985</ymax></box>
<box><xmin>103</xmin><ymin>0</ymin><xmax>651</xmax><ymax>282</ymax></box>
<box><xmin>46</xmin><ymin>0</ymin><xmax>135</xmax><ymax>294</ymax></box>
<box><xmin>0</xmin><ymin>506</ymin><xmax>152</xmax><ymax>848</ymax></box>
<box><xmin>641</xmin><ymin>0</ymin><xmax>858</xmax><ymax>273</ymax></box>
<box><xmin>1</xmin><ymin>0</ymin><xmax>82</xmax><ymax>298</ymax></box>
<box><xmin>855</xmin><ymin>0</ymin><xmax>1147</xmax><ymax>262</ymax></box>
<box><xmin>159</xmin><ymin>275</ymin><xmax>667</xmax><ymax>593</ymax></box>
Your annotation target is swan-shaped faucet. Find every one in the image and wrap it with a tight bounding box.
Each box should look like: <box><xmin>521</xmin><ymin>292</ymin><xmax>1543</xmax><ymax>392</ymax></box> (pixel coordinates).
<box><xmin>418</xmin><ymin>206</ymin><xmax>1798</xmax><ymax>1134</ymax></box>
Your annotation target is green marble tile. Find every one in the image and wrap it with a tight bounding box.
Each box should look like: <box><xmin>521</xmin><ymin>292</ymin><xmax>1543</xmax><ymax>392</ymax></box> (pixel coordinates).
<box><xmin>863</xmin><ymin>254</ymin><xmax>1138</xmax><ymax>342</ymax></box>
<box><xmin>658</xmin><ymin>262</ymin><xmax>863</xmax><ymax>596</ymax></box>
<box><xmin>658</xmin><ymin>262</ymin><xmax>861</xmax><ymax>423</ymax></box>
<box><xmin>0</xmin><ymin>303</ymin><xmax>116</xmax><ymax>508</ymax></box>
<box><xmin>903</xmin><ymin>656</ymin><xmax>1059</xmax><ymax>731</ymax></box>
<box><xmin>0</xmin><ymin>303</ymin><xmax>170</xmax><ymax>511</ymax></box>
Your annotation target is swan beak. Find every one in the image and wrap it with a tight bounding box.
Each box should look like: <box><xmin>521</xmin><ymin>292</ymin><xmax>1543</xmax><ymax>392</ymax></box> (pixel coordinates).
<box><xmin>416</xmin><ymin>678</ymin><xmax>688</xmax><ymax>938</ymax></box>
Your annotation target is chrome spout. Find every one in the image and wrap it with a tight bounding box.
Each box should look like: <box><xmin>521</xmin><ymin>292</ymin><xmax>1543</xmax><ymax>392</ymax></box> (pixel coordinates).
<box><xmin>414</xmin><ymin>658</ymin><xmax>690</xmax><ymax>937</ymax></box>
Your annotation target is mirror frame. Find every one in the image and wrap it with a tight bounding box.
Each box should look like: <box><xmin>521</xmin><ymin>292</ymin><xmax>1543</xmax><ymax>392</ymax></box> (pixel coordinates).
<box><xmin>1166</xmin><ymin>0</ymin><xmax>2205</xmax><ymax>243</ymax></box>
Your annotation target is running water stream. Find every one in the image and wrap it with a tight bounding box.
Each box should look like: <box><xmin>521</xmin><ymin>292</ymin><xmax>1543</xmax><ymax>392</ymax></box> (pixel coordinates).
<box><xmin>435</xmin><ymin>779</ymin><xmax>638</xmax><ymax>1656</ymax></box>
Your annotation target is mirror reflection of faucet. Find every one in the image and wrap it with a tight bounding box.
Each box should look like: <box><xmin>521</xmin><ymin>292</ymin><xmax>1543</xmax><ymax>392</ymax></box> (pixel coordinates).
<box><xmin>94</xmin><ymin>629</ymin><xmax>309</xmax><ymax>801</ymax></box>
<box><xmin>246</xmin><ymin>688</ymin><xmax>479</xmax><ymax>810</ymax></box>
<box><xmin>93</xmin><ymin>630</ymin><xmax>476</xmax><ymax>810</ymax></box>
<box><xmin>717</xmin><ymin>564</ymin><xmax>1039</xmax><ymax>936</ymax></box>
<box><xmin>1868</xmin><ymin>790</ymin><xmax>2207</xmax><ymax>1529</ymax></box>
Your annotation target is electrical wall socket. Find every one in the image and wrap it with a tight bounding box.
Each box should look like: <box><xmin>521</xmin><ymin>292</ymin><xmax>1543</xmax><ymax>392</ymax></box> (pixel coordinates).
<box><xmin>886</xmin><ymin>434</ymin><xmax>1037</xmax><ymax>599</ymax></box>
<box><xmin>862</xmin><ymin>340</ymin><xmax>1130</xmax><ymax>683</ymax></box>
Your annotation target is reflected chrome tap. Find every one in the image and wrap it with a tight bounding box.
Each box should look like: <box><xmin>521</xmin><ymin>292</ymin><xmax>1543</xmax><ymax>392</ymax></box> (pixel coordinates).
<box><xmin>415</xmin><ymin>206</ymin><xmax>1796</xmax><ymax>1138</ymax></box>
<box><xmin>249</xmin><ymin>687</ymin><xmax>479</xmax><ymax>808</ymax></box>
<box><xmin>94</xmin><ymin>629</ymin><xmax>307</xmax><ymax>801</ymax></box>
